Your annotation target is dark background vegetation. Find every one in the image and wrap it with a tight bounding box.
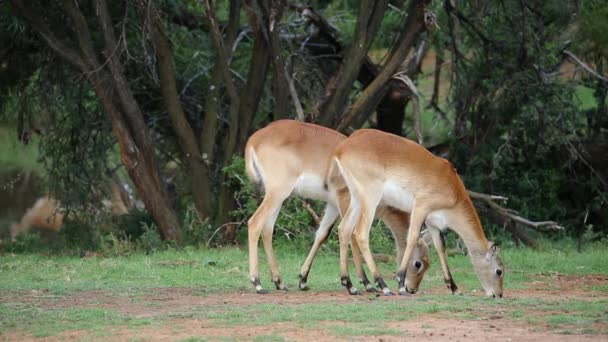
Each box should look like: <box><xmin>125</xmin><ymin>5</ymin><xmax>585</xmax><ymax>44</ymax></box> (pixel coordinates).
<box><xmin>0</xmin><ymin>0</ymin><xmax>606</xmax><ymax>254</ymax></box>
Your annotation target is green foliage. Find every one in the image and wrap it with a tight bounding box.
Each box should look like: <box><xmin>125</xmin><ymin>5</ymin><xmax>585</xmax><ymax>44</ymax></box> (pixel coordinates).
<box><xmin>39</xmin><ymin>81</ymin><xmax>114</xmax><ymax>210</ymax></box>
<box><xmin>576</xmin><ymin>0</ymin><xmax>608</xmax><ymax>58</ymax></box>
<box><xmin>136</xmin><ymin>222</ymin><xmax>165</xmax><ymax>254</ymax></box>
<box><xmin>438</xmin><ymin>0</ymin><xmax>608</xmax><ymax>236</ymax></box>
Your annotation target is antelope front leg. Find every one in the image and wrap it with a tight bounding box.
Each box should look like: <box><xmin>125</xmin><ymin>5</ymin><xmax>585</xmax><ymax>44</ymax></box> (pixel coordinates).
<box><xmin>298</xmin><ymin>204</ymin><xmax>339</xmax><ymax>291</ymax></box>
<box><xmin>351</xmin><ymin>238</ymin><xmax>377</xmax><ymax>292</ymax></box>
<box><xmin>396</xmin><ymin>205</ymin><xmax>428</xmax><ymax>295</ymax></box>
<box><xmin>353</xmin><ymin>211</ymin><xmax>394</xmax><ymax>296</ymax></box>
<box><xmin>428</xmin><ymin>226</ymin><xmax>459</xmax><ymax>294</ymax></box>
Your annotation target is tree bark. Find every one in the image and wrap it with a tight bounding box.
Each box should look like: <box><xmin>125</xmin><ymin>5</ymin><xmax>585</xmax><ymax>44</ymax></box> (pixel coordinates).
<box><xmin>140</xmin><ymin>1</ymin><xmax>213</xmax><ymax>221</ymax></box>
<box><xmin>266</xmin><ymin>0</ymin><xmax>290</xmax><ymax>120</ymax></box>
<box><xmin>337</xmin><ymin>0</ymin><xmax>432</xmax><ymax>133</ymax></box>
<box><xmin>11</xmin><ymin>0</ymin><xmax>182</xmax><ymax>243</ymax></box>
<box><xmin>235</xmin><ymin>0</ymin><xmax>272</xmax><ymax>153</ymax></box>
<box><xmin>317</xmin><ymin>0</ymin><xmax>389</xmax><ymax>126</ymax></box>
<box><xmin>200</xmin><ymin>0</ymin><xmax>241</xmax><ymax>179</ymax></box>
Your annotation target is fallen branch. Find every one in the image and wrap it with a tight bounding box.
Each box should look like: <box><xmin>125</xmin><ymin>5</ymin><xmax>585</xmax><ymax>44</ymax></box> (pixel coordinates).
<box><xmin>468</xmin><ymin>190</ymin><xmax>564</xmax><ymax>231</ymax></box>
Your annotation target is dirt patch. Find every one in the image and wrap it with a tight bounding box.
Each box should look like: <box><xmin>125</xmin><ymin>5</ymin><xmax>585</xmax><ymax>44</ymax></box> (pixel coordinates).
<box><xmin>2</xmin><ymin>282</ymin><xmax>607</xmax><ymax>341</ymax></box>
<box><xmin>4</xmin><ymin>315</ymin><xmax>605</xmax><ymax>342</ymax></box>
<box><xmin>385</xmin><ymin>316</ymin><xmax>604</xmax><ymax>342</ymax></box>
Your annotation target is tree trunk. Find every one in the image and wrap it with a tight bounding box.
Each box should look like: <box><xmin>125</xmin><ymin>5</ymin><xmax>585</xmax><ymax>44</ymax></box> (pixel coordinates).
<box><xmin>200</xmin><ymin>0</ymin><xmax>241</xmax><ymax>191</ymax></box>
<box><xmin>267</xmin><ymin>0</ymin><xmax>290</xmax><ymax>120</ymax></box>
<box><xmin>337</xmin><ymin>0</ymin><xmax>432</xmax><ymax>132</ymax></box>
<box><xmin>142</xmin><ymin>1</ymin><xmax>213</xmax><ymax>221</ymax></box>
<box><xmin>90</xmin><ymin>73</ymin><xmax>182</xmax><ymax>242</ymax></box>
<box><xmin>236</xmin><ymin>1</ymin><xmax>272</xmax><ymax>153</ymax></box>
<box><xmin>11</xmin><ymin>0</ymin><xmax>182</xmax><ymax>243</ymax></box>
<box><xmin>317</xmin><ymin>0</ymin><xmax>389</xmax><ymax>126</ymax></box>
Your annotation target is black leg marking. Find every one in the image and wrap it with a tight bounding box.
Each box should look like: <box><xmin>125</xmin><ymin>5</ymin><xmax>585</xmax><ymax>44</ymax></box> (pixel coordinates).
<box><xmin>396</xmin><ymin>269</ymin><xmax>409</xmax><ymax>296</ymax></box>
<box><xmin>360</xmin><ymin>271</ymin><xmax>378</xmax><ymax>293</ymax></box>
<box><xmin>375</xmin><ymin>277</ymin><xmax>394</xmax><ymax>296</ymax></box>
<box><xmin>445</xmin><ymin>272</ymin><xmax>459</xmax><ymax>294</ymax></box>
<box><xmin>341</xmin><ymin>276</ymin><xmax>360</xmax><ymax>295</ymax></box>
<box><xmin>273</xmin><ymin>277</ymin><xmax>287</xmax><ymax>291</ymax></box>
<box><xmin>298</xmin><ymin>273</ymin><xmax>310</xmax><ymax>291</ymax></box>
<box><xmin>252</xmin><ymin>277</ymin><xmax>268</xmax><ymax>294</ymax></box>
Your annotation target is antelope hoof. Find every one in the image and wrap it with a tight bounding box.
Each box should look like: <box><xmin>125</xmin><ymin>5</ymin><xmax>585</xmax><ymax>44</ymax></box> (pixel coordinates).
<box><xmin>348</xmin><ymin>287</ymin><xmax>361</xmax><ymax>295</ymax></box>
<box><xmin>365</xmin><ymin>285</ymin><xmax>379</xmax><ymax>293</ymax></box>
<box><xmin>252</xmin><ymin>278</ymin><xmax>267</xmax><ymax>294</ymax></box>
<box><xmin>273</xmin><ymin>279</ymin><xmax>287</xmax><ymax>291</ymax></box>
<box><xmin>382</xmin><ymin>288</ymin><xmax>394</xmax><ymax>296</ymax></box>
<box><xmin>256</xmin><ymin>287</ymin><xmax>269</xmax><ymax>294</ymax></box>
<box><xmin>298</xmin><ymin>275</ymin><xmax>309</xmax><ymax>291</ymax></box>
<box><xmin>398</xmin><ymin>287</ymin><xmax>411</xmax><ymax>296</ymax></box>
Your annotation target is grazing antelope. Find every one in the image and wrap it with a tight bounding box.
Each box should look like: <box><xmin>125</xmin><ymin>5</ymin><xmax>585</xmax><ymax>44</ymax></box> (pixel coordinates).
<box><xmin>245</xmin><ymin>120</ymin><xmax>430</xmax><ymax>295</ymax></box>
<box><xmin>330</xmin><ymin>129</ymin><xmax>504</xmax><ymax>297</ymax></box>
<box><xmin>10</xmin><ymin>196</ymin><xmax>64</xmax><ymax>241</ymax></box>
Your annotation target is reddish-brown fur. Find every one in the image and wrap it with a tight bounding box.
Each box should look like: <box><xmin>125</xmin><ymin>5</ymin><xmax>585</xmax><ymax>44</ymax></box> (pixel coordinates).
<box><xmin>10</xmin><ymin>197</ymin><xmax>63</xmax><ymax>241</ymax></box>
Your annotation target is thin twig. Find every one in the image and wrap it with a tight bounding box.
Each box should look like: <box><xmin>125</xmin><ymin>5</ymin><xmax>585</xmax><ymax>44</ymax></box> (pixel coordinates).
<box><xmin>206</xmin><ymin>220</ymin><xmax>244</xmax><ymax>247</ymax></box>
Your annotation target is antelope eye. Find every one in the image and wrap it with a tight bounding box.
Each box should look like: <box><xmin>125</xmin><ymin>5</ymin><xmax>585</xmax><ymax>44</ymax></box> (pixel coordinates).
<box><xmin>496</xmin><ymin>269</ymin><xmax>503</xmax><ymax>277</ymax></box>
<box><xmin>414</xmin><ymin>261</ymin><xmax>422</xmax><ymax>270</ymax></box>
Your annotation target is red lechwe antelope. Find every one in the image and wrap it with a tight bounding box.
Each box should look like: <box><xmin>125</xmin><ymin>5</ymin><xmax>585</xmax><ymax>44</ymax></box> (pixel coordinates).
<box><xmin>10</xmin><ymin>196</ymin><xmax>64</xmax><ymax>241</ymax></box>
<box><xmin>330</xmin><ymin>129</ymin><xmax>504</xmax><ymax>297</ymax></box>
<box><xmin>245</xmin><ymin>120</ymin><xmax>430</xmax><ymax>295</ymax></box>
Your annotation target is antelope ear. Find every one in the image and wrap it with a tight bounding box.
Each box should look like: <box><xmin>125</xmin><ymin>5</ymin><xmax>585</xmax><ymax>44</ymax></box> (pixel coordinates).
<box><xmin>489</xmin><ymin>243</ymin><xmax>500</xmax><ymax>256</ymax></box>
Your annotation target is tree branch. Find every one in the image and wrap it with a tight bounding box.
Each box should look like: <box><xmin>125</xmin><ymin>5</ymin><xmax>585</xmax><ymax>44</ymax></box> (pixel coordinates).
<box><xmin>9</xmin><ymin>0</ymin><xmax>86</xmax><ymax>71</ymax></box>
<box><xmin>302</xmin><ymin>201</ymin><xmax>321</xmax><ymax>226</ymax></box>
<box><xmin>392</xmin><ymin>72</ymin><xmax>423</xmax><ymax>144</ymax></box>
<box><xmin>202</xmin><ymin>0</ymin><xmax>240</xmax><ymax>107</ymax></box>
<box><xmin>285</xmin><ymin>58</ymin><xmax>305</xmax><ymax>120</ymax></box>
<box><xmin>337</xmin><ymin>0</ymin><xmax>432</xmax><ymax>132</ymax></box>
<box><xmin>563</xmin><ymin>49</ymin><xmax>608</xmax><ymax>84</ymax></box>
<box><xmin>317</xmin><ymin>0</ymin><xmax>389</xmax><ymax>126</ymax></box>
<box><xmin>468</xmin><ymin>190</ymin><xmax>564</xmax><ymax>231</ymax></box>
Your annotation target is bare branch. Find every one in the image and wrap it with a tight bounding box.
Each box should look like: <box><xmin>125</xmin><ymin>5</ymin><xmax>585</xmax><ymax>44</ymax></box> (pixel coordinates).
<box><xmin>302</xmin><ymin>201</ymin><xmax>321</xmax><ymax>226</ymax></box>
<box><xmin>286</xmin><ymin>69</ymin><xmax>305</xmax><ymax>120</ymax></box>
<box><xmin>563</xmin><ymin>49</ymin><xmax>608</xmax><ymax>84</ymax></box>
<box><xmin>469</xmin><ymin>190</ymin><xmax>564</xmax><ymax>231</ymax></box>
<box><xmin>467</xmin><ymin>190</ymin><xmax>508</xmax><ymax>202</ymax></box>
<box><xmin>392</xmin><ymin>72</ymin><xmax>423</xmax><ymax>144</ymax></box>
<box><xmin>202</xmin><ymin>0</ymin><xmax>240</xmax><ymax>107</ymax></box>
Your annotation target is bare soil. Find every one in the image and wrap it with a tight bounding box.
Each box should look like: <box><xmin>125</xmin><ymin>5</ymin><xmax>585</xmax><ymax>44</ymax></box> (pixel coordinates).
<box><xmin>1</xmin><ymin>274</ymin><xmax>607</xmax><ymax>341</ymax></box>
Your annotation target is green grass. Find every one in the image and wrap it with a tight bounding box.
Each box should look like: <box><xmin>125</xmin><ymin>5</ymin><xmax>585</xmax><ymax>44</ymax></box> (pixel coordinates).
<box><xmin>0</xmin><ymin>241</ymin><xmax>607</xmax><ymax>339</ymax></box>
<box><xmin>0</xmin><ymin>305</ymin><xmax>151</xmax><ymax>337</ymax></box>
<box><xmin>575</xmin><ymin>85</ymin><xmax>598</xmax><ymax>111</ymax></box>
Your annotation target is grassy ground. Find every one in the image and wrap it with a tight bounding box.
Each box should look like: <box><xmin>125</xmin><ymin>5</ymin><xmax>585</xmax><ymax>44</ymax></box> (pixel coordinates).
<box><xmin>1</xmin><ymin>241</ymin><xmax>607</xmax><ymax>340</ymax></box>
